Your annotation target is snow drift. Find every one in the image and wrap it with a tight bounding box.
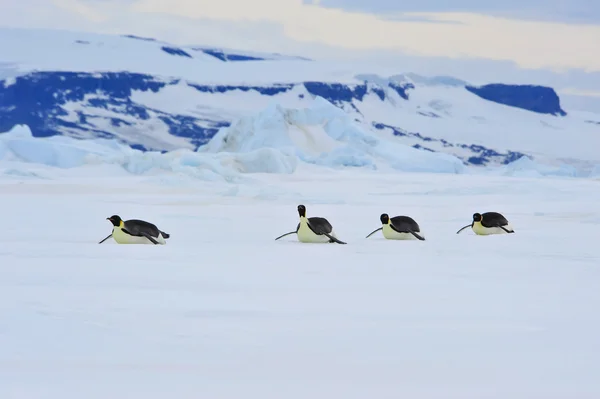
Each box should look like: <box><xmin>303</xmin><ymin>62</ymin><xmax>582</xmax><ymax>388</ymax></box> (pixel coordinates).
<box><xmin>200</xmin><ymin>97</ymin><xmax>467</xmax><ymax>174</ymax></box>
<box><xmin>0</xmin><ymin>98</ymin><xmax>473</xmax><ymax>179</ymax></box>
<box><xmin>0</xmin><ymin>125</ymin><xmax>297</xmax><ymax>181</ymax></box>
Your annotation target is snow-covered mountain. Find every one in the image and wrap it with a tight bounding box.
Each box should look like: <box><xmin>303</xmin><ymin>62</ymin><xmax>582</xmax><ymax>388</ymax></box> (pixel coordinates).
<box><xmin>1</xmin><ymin>27</ymin><xmax>599</xmax><ymax>174</ymax></box>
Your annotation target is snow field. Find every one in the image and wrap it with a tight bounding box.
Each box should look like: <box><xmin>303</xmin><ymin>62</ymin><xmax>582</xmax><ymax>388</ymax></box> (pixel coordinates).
<box><xmin>1</xmin><ymin>169</ymin><xmax>600</xmax><ymax>398</ymax></box>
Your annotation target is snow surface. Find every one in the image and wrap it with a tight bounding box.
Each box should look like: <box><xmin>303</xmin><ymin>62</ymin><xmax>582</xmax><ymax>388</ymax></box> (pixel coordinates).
<box><xmin>356</xmin><ymin>83</ymin><xmax>600</xmax><ymax>166</ymax></box>
<box><xmin>1</xmin><ymin>162</ymin><xmax>600</xmax><ymax>398</ymax></box>
<box><xmin>0</xmin><ymin>27</ymin><xmax>355</xmax><ymax>84</ymax></box>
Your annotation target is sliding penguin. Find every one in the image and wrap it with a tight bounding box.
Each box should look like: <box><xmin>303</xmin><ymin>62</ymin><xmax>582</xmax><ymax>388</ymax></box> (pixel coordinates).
<box><xmin>99</xmin><ymin>215</ymin><xmax>170</xmax><ymax>245</ymax></box>
<box><xmin>365</xmin><ymin>213</ymin><xmax>425</xmax><ymax>240</ymax></box>
<box><xmin>456</xmin><ymin>212</ymin><xmax>514</xmax><ymax>235</ymax></box>
<box><xmin>274</xmin><ymin>204</ymin><xmax>346</xmax><ymax>244</ymax></box>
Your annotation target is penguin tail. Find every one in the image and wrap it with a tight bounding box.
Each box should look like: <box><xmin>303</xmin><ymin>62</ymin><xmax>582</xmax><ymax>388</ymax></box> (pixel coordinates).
<box><xmin>161</xmin><ymin>231</ymin><xmax>170</xmax><ymax>239</ymax></box>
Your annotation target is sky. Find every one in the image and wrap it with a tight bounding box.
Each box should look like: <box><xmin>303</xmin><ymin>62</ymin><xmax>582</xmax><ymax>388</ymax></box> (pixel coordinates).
<box><xmin>1</xmin><ymin>0</ymin><xmax>600</xmax><ymax>108</ymax></box>
<box><xmin>319</xmin><ymin>0</ymin><xmax>600</xmax><ymax>24</ymax></box>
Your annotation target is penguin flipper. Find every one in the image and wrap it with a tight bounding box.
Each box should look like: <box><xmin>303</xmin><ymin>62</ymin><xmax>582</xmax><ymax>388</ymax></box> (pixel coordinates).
<box><xmin>365</xmin><ymin>227</ymin><xmax>382</xmax><ymax>238</ymax></box>
<box><xmin>485</xmin><ymin>219</ymin><xmax>514</xmax><ymax>233</ymax></box>
<box><xmin>324</xmin><ymin>233</ymin><xmax>346</xmax><ymax>245</ymax></box>
<box><xmin>140</xmin><ymin>232</ymin><xmax>160</xmax><ymax>245</ymax></box>
<box><xmin>456</xmin><ymin>224</ymin><xmax>472</xmax><ymax>234</ymax></box>
<box><xmin>274</xmin><ymin>231</ymin><xmax>296</xmax><ymax>240</ymax></box>
<box><xmin>98</xmin><ymin>234</ymin><xmax>112</xmax><ymax>244</ymax></box>
<box><xmin>409</xmin><ymin>231</ymin><xmax>425</xmax><ymax>241</ymax></box>
<box><xmin>498</xmin><ymin>225</ymin><xmax>514</xmax><ymax>233</ymax></box>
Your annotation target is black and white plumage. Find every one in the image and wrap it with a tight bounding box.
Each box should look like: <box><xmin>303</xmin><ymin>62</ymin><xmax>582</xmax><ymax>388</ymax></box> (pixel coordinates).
<box><xmin>365</xmin><ymin>213</ymin><xmax>425</xmax><ymax>240</ymax></box>
<box><xmin>99</xmin><ymin>215</ymin><xmax>170</xmax><ymax>245</ymax></box>
<box><xmin>456</xmin><ymin>212</ymin><xmax>514</xmax><ymax>235</ymax></box>
<box><xmin>274</xmin><ymin>205</ymin><xmax>346</xmax><ymax>244</ymax></box>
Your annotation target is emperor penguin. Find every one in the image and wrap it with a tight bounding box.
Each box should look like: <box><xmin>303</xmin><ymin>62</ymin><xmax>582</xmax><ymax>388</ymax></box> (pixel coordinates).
<box><xmin>365</xmin><ymin>213</ymin><xmax>425</xmax><ymax>241</ymax></box>
<box><xmin>274</xmin><ymin>204</ymin><xmax>347</xmax><ymax>244</ymax></box>
<box><xmin>456</xmin><ymin>212</ymin><xmax>514</xmax><ymax>235</ymax></box>
<box><xmin>99</xmin><ymin>215</ymin><xmax>170</xmax><ymax>245</ymax></box>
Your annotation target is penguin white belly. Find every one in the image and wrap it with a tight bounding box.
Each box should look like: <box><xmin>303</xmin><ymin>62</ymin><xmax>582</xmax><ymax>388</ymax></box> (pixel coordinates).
<box><xmin>297</xmin><ymin>222</ymin><xmax>332</xmax><ymax>243</ymax></box>
<box><xmin>112</xmin><ymin>227</ymin><xmax>166</xmax><ymax>244</ymax></box>
<box><xmin>472</xmin><ymin>222</ymin><xmax>513</xmax><ymax>235</ymax></box>
<box><xmin>382</xmin><ymin>224</ymin><xmax>419</xmax><ymax>240</ymax></box>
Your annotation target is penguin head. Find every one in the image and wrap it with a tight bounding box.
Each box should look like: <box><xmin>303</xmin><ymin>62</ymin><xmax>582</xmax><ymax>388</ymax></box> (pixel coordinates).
<box><xmin>472</xmin><ymin>213</ymin><xmax>482</xmax><ymax>222</ymax></box>
<box><xmin>297</xmin><ymin>204</ymin><xmax>306</xmax><ymax>218</ymax></box>
<box><xmin>380</xmin><ymin>213</ymin><xmax>390</xmax><ymax>224</ymax></box>
<box><xmin>107</xmin><ymin>215</ymin><xmax>123</xmax><ymax>227</ymax></box>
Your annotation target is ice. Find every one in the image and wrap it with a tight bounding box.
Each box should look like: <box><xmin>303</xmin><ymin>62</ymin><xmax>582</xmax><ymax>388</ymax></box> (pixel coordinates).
<box><xmin>3</xmin><ymin>100</ymin><xmax>599</xmax><ymax>181</ymax></box>
<box><xmin>0</xmin><ymin>125</ymin><xmax>127</xmax><ymax>167</ymax></box>
<box><xmin>201</xmin><ymin>97</ymin><xmax>466</xmax><ymax>174</ymax></box>
<box><xmin>1</xmin><ymin>168</ymin><xmax>600</xmax><ymax>399</ymax></box>
<box><xmin>0</xmin><ymin>94</ymin><xmax>469</xmax><ymax>178</ymax></box>
<box><xmin>0</xmin><ymin>125</ymin><xmax>298</xmax><ymax>181</ymax></box>
<box><xmin>590</xmin><ymin>164</ymin><xmax>600</xmax><ymax>178</ymax></box>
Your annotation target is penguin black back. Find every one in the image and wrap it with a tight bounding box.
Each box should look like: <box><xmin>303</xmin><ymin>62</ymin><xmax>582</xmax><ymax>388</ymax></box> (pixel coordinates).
<box><xmin>388</xmin><ymin>215</ymin><xmax>421</xmax><ymax>232</ymax></box>
<box><xmin>476</xmin><ymin>212</ymin><xmax>509</xmax><ymax>228</ymax></box>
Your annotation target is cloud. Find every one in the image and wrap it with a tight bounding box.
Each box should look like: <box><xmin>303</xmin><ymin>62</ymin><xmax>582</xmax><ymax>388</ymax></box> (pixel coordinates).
<box><xmin>1</xmin><ymin>0</ymin><xmax>599</xmax><ymax>75</ymax></box>
<box><xmin>126</xmin><ymin>0</ymin><xmax>600</xmax><ymax>72</ymax></box>
<box><xmin>52</xmin><ymin>0</ymin><xmax>110</xmax><ymax>23</ymax></box>
<box><xmin>317</xmin><ymin>0</ymin><xmax>600</xmax><ymax>24</ymax></box>
<box><xmin>559</xmin><ymin>88</ymin><xmax>600</xmax><ymax>97</ymax></box>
